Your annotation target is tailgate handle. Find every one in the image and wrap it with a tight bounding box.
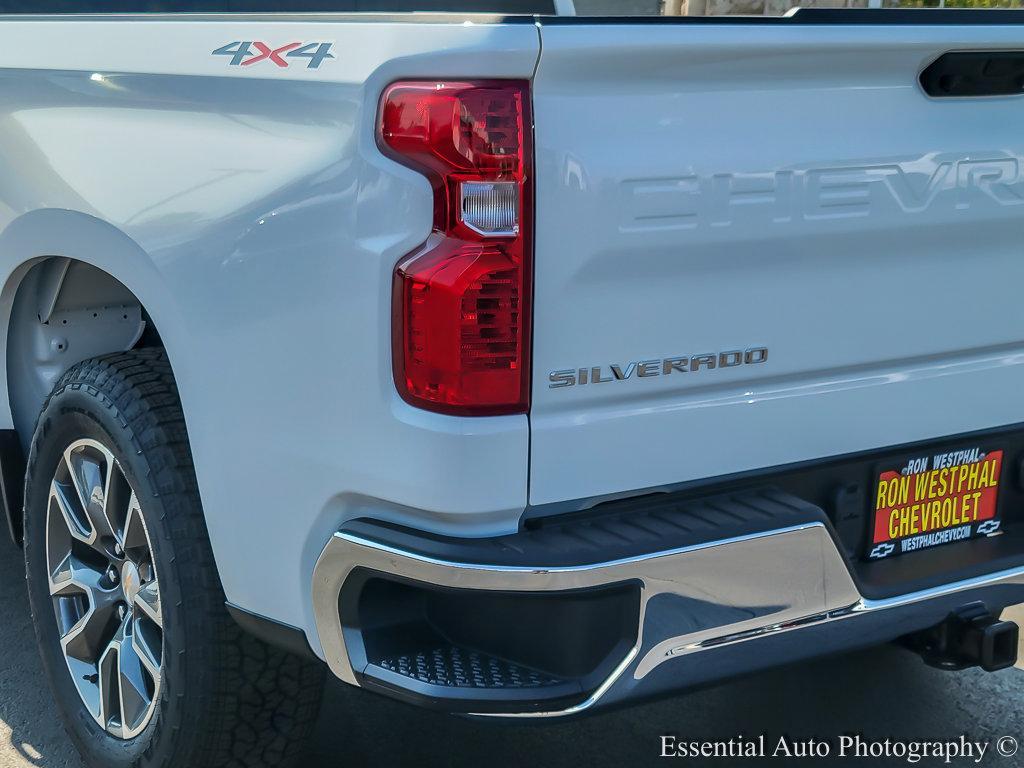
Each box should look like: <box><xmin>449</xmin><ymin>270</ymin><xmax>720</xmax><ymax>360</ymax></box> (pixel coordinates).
<box><xmin>921</xmin><ymin>51</ymin><xmax>1024</xmax><ymax>97</ymax></box>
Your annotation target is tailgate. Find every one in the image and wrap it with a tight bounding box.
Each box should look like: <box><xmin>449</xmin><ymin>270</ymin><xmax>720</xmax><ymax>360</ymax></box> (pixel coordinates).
<box><xmin>529</xmin><ymin>19</ymin><xmax>1024</xmax><ymax>507</ymax></box>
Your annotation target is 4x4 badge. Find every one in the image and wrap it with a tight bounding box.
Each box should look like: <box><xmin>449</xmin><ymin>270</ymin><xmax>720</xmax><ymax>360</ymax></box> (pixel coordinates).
<box><xmin>212</xmin><ymin>41</ymin><xmax>335</xmax><ymax>69</ymax></box>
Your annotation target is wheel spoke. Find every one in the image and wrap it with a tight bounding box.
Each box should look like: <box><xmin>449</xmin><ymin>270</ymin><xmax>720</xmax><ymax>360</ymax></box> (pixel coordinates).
<box><xmin>61</xmin><ymin>600</ymin><xmax>119</xmax><ymax>662</ymax></box>
<box><xmin>49</xmin><ymin>551</ymin><xmax>102</xmax><ymax>597</ymax></box>
<box><xmin>49</xmin><ymin>480</ymin><xmax>94</xmax><ymax>548</ymax></box>
<box><xmin>50</xmin><ymin>553</ymin><xmax>120</xmax><ymax>661</ymax></box>
<box><xmin>122</xmin><ymin>494</ymin><xmax>148</xmax><ymax>553</ymax></box>
<box><xmin>133</xmin><ymin>580</ymin><xmax>162</xmax><ymax>629</ymax></box>
<box><xmin>118</xmin><ymin>620</ymin><xmax>154</xmax><ymax>732</ymax></box>
<box><xmin>131</xmin><ymin>616</ymin><xmax>161</xmax><ymax>682</ymax></box>
<box><xmin>102</xmin><ymin>457</ymin><xmax>132</xmax><ymax>545</ymax></box>
<box><xmin>97</xmin><ymin>625</ymin><xmax>125</xmax><ymax>737</ymax></box>
<box><xmin>63</xmin><ymin>445</ymin><xmax>117</xmax><ymax>547</ymax></box>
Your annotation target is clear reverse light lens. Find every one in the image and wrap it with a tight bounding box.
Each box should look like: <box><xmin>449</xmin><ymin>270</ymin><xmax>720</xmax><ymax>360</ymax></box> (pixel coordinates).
<box><xmin>460</xmin><ymin>181</ymin><xmax>519</xmax><ymax>237</ymax></box>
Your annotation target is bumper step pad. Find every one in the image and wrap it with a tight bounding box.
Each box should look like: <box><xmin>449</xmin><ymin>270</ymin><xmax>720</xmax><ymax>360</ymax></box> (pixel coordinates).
<box><xmin>376</xmin><ymin>645</ymin><xmax>566</xmax><ymax>689</ymax></box>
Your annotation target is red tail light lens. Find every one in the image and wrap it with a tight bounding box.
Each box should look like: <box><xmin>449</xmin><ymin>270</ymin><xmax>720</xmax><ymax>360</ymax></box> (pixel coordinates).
<box><xmin>380</xmin><ymin>81</ymin><xmax>532</xmax><ymax>416</ymax></box>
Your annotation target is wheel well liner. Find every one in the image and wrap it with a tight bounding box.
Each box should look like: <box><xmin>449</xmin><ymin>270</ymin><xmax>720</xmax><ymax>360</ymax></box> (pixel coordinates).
<box><xmin>3</xmin><ymin>257</ymin><xmax>159</xmax><ymax>544</ymax></box>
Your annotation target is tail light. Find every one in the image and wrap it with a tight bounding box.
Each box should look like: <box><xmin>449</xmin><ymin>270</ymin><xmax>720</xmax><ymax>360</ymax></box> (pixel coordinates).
<box><xmin>379</xmin><ymin>80</ymin><xmax>532</xmax><ymax>416</ymax></box>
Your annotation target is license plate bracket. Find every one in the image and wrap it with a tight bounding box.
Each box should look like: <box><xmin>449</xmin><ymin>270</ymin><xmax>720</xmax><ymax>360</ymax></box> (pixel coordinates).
<box><xmin>867</xmin><ymin>446</ymin><xmax>1004</xmax><ymax>561</ymax></box>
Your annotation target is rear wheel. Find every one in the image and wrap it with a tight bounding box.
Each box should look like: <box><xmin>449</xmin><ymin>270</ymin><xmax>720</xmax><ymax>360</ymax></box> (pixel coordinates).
<box><xmin>45</xmin><ymin>435</ymin><xmax>164</xmax><ymax>739</ymax></box>
<box><xmin>23</xmin><ymin>349</ymin><xmax>324</xmax><ymax>768</ymax></box>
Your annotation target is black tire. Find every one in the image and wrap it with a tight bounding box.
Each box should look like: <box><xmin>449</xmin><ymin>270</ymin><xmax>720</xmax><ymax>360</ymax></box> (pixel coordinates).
<box><xmin>23</xmin><ymin>348</ymin><xmax>324</xmax><ymax>768</ymax></box>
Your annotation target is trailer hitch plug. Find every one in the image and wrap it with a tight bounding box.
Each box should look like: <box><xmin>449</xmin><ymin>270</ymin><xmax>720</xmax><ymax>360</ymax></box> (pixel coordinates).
<box><xmin>904</xmin><ymin>602</ymin><xmax>1018</xmax><ymax>673</ymax></box>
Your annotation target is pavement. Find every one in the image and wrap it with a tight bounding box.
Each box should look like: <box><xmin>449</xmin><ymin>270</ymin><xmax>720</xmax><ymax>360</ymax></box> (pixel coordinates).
<box><xmin>1</xmin><ymin>535</ymin><xmax>1022</xmax><ymax>768</ymax></box>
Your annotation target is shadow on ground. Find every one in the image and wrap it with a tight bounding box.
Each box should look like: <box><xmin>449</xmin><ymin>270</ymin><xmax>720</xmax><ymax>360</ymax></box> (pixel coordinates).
<box><xmin>308</xmin><ymin>645</ymin><xmax>1024</xmax><ymax>768</ymax></box>
<box><xmin>0</xmin><ymin>536</ymin><xmax>1021</xmax><ymax>768</ymax></box>
<box><xmin>0</xmin><ymin>540</ymin><xmax>84</xmax><ymax>768</ymax></box>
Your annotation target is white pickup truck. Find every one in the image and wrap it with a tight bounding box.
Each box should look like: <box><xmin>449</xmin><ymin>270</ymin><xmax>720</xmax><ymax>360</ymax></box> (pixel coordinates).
<box><xmin>1</xmin><ymin>3</ymin><xmax>1023</xmax><ymax>767</ymax></box>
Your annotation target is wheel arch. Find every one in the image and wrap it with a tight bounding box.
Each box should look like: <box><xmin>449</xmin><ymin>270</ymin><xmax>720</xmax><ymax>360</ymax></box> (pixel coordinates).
<box><xmin>0</xmin><ymin>209</ymin><xmax>188</xmax><ymax>544</ymax></box>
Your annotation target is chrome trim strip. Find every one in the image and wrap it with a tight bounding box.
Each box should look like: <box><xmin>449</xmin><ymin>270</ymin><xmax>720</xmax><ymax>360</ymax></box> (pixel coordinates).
<box><xmin>310</xmin><ymin>522</ymin><xmax>1024</xmax><ymax>717</ymax></box>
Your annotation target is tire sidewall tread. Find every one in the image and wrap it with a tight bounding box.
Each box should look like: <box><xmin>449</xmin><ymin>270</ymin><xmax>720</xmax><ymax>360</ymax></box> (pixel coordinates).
<box><xmin>22</xmin><ymin>349</ymin><xmax>323</xmax><ymax>768</ymax></box>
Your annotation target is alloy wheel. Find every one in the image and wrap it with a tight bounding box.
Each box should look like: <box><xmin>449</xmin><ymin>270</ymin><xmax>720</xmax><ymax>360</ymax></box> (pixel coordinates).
<box><xmin>45</xmin><ymin>438</ymin><xmax>163</xmax><ymax>739</ymax></box>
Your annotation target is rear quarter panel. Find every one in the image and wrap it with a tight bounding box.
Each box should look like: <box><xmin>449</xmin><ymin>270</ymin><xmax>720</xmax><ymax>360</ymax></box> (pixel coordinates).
<box><xmin>0</xmin><ymin>15</ymin><xmax>540</xmax><ymax>651</ymax></box>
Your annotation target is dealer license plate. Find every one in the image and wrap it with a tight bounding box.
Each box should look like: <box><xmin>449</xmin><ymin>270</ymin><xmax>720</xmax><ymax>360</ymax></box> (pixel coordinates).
<box><xmin>868</xmin><ymin>446</ymin><xmax>1004</xmax><ymax>560</ymax></box>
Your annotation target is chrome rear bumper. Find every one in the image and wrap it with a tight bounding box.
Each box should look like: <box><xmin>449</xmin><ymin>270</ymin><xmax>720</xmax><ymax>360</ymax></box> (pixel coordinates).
<box><xmin>311</xmin><ymin>495</ymin><xmax>1024</xmax><ymax>716</ymax></box>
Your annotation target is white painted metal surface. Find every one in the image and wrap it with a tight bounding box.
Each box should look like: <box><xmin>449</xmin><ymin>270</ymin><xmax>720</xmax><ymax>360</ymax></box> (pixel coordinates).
<box><xmin>0</xmin><ymin>16</ymin><xmax>540</xmax><ymax>654</ymax></box>
<box><xmin>530</xmin><ymin>22</ymin><xmax>1024</xmax><ymax>507</ymax></box>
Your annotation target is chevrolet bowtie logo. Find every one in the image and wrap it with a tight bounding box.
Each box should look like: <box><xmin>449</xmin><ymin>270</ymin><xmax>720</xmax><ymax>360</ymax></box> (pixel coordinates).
<box><xmin>869</xmin><ymin>543</ymin><xmax>896</xmax><ymax>560</ymax></box>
